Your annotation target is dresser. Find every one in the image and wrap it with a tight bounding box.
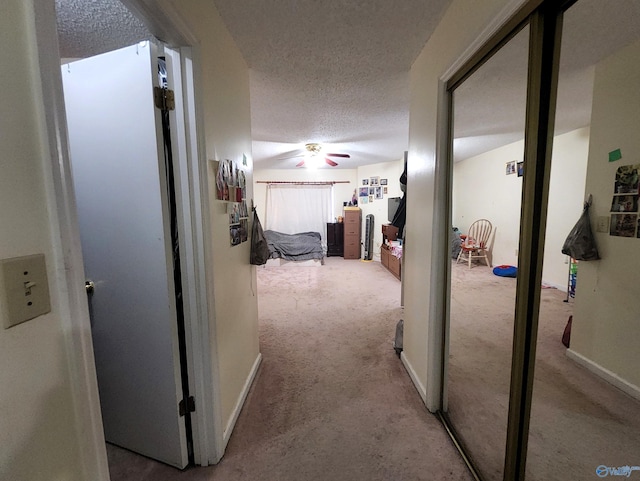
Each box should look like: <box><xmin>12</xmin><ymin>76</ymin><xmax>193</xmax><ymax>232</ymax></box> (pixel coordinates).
<box><xmin>326</xmin><ymin>222</ymin><xmax>344</xmax><ymax>257</ymax></box>
<box><xmin>343</xmin><ymin>207</ymin><xmax>361</xmax><ymax>259</ymax></box>
<box><xmin>381</xmin><ymin>224</ymin><xmax>401</xmax><ymax>280</ymax></box>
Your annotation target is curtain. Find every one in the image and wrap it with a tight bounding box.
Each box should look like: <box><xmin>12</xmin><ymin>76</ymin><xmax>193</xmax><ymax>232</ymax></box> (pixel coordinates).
<box><xmin>266</xmin><ymin>184</ymin><xmax>333</xmax><ymax>252</ymax></box>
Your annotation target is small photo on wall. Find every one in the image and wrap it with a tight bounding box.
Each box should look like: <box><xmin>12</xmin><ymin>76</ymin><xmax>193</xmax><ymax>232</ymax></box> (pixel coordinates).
<box><xmin>369</xmin><ymin>187</ymin><xmax>375</xmax><ymax>195</ymax></box>
<box><xmin>362</xmin><ymin>178</ymin><xmax>369</xmax><ymax>186</ymax></box>
<box><xmin>375</xmin><ymin>186</ymin><xmax>383</xmax><ymax>200</ymax></box>
<box><xmin>517</xmin><ymin>162</ymin><xmax>524</xmax><ymax>177</ymax></box>
<box><xmin>380</xmin><ymin>178</ymin><xmax>388</xmax><ymax>186</ymax></box>
<box><xmin>614</xmin><ymin>164</ymin><xmax>640</xmax><ymax>194</ymax></box>
<box><xmin>383</xmin><ymin>186</ymin><xmax>388</xmax><ymax>194</ymax></box>
<box><xmin>610</xmin><ymin>213</ymin><xmax>637</xmax><ymax>237</ymax></box>
<box><xmin>240</xmin><ymin>220</ymin><xmax>248</xmax><ymax>243</ymax></box>
<box><xmin>610</xmin><ymin>195</ymin><xmax>638</xmax><ymax>213</ymax></box>
<box><xmin>370</xmin><ymin>176</ymin><xmax>380</xmax><ymax>186</ymax></box>
<box><xmin>369</xmin><ymin>195</ymin><xmax>374</xmax><ymax>203</ymax></box>
<box><xmin>230</xmin><ymin>225</ymin><xmax>241</xmax><ymax>246</ymax></box>
<box><xmin>360</xmin><ymin>195</ymin><xmax>369</xmax><ymax>204</ymax></box>
<box><xmin>359</xmin><ymin>187</ymin><xmax>369</xmax><ymax>197</ymax></box>
<box><xmin>506</xmin><ymin>161</ymin><xmax>516</xmax><ymax>175</ymax></box>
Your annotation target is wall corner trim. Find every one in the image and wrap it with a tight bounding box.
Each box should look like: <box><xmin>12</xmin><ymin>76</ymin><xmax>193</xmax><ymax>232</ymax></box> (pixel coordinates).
<box><xmin>566</xmin><ymin>349</ymin><xmax>640</xmax><ymax>402</ymax></box>
<box><xmin>222</xmin><ymin>352</ymin><xmax>263</xmax><ymax>450</ymax></box>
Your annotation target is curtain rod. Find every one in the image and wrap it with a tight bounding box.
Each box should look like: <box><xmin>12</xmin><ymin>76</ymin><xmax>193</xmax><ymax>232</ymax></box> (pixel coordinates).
<box><xmin>256</xmin><ymin>181</ymin><xmax>350</xmax><ymax>185</ymax></box>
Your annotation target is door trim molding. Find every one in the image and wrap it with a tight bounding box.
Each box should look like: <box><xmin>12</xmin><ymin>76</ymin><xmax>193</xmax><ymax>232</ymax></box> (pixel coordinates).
<box><xmin>33</xmin><ymin>1</ymin><xmax>110</xmax><ymax>479</ymax></box>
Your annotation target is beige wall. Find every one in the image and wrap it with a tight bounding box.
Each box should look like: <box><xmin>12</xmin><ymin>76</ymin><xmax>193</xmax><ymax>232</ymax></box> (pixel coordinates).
<box><xmin>0</xmin><ymin>1</ymin><xmax>106</xmax><ymax>479</ymax></box>
<box><xmin>357</xmin><ymin>160</ymin><xmax>405</xmax><ymax>260</ymax></box>
<box><xmin>571</xmin><ymin>39</ymin><xmax>640</xmax><ymax>390</ymax></box>
<box><xmin>453</xmin><ymin>128</ymin><xmax>590</xmax><ymax>288</ymax></box>
<box><xmin>170</xmin><ymin>1</ymin><xmax>260</xmax><ymax>435</ymax></box>
<box><xmin>253</xmin><ymin>168</ymin><xmax>359</xmax><ymax>226</ymax></box>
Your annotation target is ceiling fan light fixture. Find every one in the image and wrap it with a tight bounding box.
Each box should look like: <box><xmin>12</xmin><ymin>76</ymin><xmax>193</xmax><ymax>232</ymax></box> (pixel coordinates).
<box><xmin>305</xmin><ymin>143</ymin><xmax>322</xmax><ymax>156</ymax></box>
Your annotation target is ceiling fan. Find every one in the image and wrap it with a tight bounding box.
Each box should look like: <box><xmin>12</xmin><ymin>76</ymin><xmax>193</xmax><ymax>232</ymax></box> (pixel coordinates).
<box><xmin>295</xmin><ymin>143</ymin><xmax>350</xmax><ymax>168</ymax></box>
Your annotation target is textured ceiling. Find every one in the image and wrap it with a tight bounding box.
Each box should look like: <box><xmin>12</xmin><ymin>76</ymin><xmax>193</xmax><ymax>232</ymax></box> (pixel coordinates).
<box><xmin>56</xmin><ymin>0</ymin><xmax>150</xmax><ymax>59</ymax></box>
<box><xmin>55</xmin><ymin>0</ymin><xmax>640</xmax><ymax>168</ymax></box>
<box><xmin>212</xmin><ymin>0</ymin><xmax>453</xmax><ymax>169</ymax></box>
<box><xmin>453</xmin><ymin>0</ymin><xmax>640</xmax><ymax>162</ymax></box>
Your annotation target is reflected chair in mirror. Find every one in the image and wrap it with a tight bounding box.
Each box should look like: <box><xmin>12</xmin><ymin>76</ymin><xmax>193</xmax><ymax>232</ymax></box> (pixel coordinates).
<box><xmin>456</xmin><ymin>219</ymin><xmax>493</xmax><ymax>269</ymax></box>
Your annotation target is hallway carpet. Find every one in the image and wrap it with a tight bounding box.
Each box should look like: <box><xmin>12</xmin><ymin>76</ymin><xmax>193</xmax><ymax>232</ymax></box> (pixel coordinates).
<box><xmin>107</xmin><ymin>257</ymin><xmax>473</xmax><ymax>480</ymax></box>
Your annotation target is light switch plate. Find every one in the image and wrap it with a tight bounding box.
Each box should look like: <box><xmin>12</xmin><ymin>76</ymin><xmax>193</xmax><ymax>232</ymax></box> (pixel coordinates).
<box><xmin>0</xmin><ymin>254</ymin><xmax>51</xmax><ymax>329</ymax></box>
<box><xmin>596</xmin><ymin>216</ymin><xmax>610</xmax><ymax>233</ymax></box>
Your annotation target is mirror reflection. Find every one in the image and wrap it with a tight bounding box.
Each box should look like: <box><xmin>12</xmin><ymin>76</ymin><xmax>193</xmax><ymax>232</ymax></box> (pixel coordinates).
<box><xmin>527</xmin><ymin>1</ymin><xmax>640</xmax><ymax>479</ymax></box>
<box><xmin>446</xmin><ymin>26</ymin><xmax>530</xmax><ymax>481</ymax></box>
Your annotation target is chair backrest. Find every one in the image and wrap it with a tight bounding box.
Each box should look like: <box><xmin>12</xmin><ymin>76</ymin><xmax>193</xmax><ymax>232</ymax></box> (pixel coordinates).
<box><xmin>467</xmin><ymin>219</ymin><xmax>492</xmax><ymax>248</ymax></box>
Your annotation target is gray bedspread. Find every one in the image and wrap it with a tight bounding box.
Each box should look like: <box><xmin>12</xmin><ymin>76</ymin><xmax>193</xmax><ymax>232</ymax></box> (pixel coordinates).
<box><xmin>264</xmin><ymin>230</ymin><xmax>324</xmax><ymax>261</ymax></box>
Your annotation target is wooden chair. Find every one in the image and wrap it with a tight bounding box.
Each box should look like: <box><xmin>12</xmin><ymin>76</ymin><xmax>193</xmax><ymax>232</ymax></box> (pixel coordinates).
<box><xmin>456</xmin><ymin>219</ymin><xmax>492</xmax><ymax>269</ymax></box>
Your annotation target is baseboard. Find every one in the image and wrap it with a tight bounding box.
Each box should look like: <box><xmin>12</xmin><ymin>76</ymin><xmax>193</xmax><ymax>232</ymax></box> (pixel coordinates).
<box><xmin>401</xmin><ymin>351</ymin><xmax>427</xmax><ymax>404</ymax></box>
<box><xmin>566</xmin><ymin>349</ymin><xmax>640</xmax><ymax>402</ymax></box>
<box><xmin>222</xmin><ymin>352</ymin><xmax>262</xmax><ymax>449</ymax></box>
<box><xmin>541</xmin><ymin>279</ymin><xmax>567</xmax><ymax>292</ymax></box>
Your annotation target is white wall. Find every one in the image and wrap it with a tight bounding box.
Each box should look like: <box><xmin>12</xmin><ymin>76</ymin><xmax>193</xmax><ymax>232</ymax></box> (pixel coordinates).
<box><xmin>357</xmin><ymin>160</ymin><xmax>405</xmax><ymax>260</ymax></box>
<box><xmin>453</xmin><ymin>127</ymin><xmax>590</xmax><ymax>288</ymax></box>
<box><xmin>571</xmin><ymin>39</ymin><xmax>640</xmax><ymax>390</ymax></box>
<box><xmin>253</xmin><ymin>168</ymin><xmax>358</xmax><ymax>227</ymax></box>
<box><xmin>0</xmin><ymin>1</ymin><xmax>107</xmax><ymax>479</ymax></box>
<box><xmin>406</xmin><ymin>0</ymin><xmax>519</xmax><ymax>406</ymax></box>
<box><xmin>171</xmin><ymin>0</ymin><xmax>261</xmax><ymax>444</ymax></box>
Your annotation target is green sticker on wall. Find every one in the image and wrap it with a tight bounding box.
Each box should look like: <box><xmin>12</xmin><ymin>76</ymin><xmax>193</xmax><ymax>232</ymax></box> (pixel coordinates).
<box><xmin>609</xmin><ymin>148</ymin><xmax>622</xmax><ymax>162</ymax></box>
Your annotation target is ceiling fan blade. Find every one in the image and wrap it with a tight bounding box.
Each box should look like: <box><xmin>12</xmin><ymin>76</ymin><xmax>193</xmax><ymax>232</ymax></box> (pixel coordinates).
<box><xmin>325</xmin><ymin>157</ymin><xmax>339</xmax><ymax>167</ymax></box>
<box><xmin>326</xmin><ymin>153</ymin><xmax>350</xmax><ymax>158</ymax></box>
<box><xmin>296</xmin><ymin>160</ymin><xmax>305</xmax><ymax>167</ymax></box>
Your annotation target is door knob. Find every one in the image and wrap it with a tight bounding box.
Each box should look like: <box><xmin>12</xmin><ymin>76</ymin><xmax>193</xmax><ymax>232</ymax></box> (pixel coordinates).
<box><xmin>85</xmin><ymin>280</ymin><xmax>95</xmax><ymax>295</ymax></box>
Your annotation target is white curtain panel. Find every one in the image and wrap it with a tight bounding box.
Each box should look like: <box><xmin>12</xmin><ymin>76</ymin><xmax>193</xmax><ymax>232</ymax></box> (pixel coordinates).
<box><xmin>266</xmin><ymin>184</ymin><xmax>333</xmax><ymax>252</ymax></box>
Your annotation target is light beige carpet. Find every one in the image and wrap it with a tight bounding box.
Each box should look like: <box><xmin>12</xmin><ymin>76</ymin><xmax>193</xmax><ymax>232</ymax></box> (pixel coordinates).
<box><xmin>447</xmin><ymin>261</ymin><xmax>640</xmax><ymax>481</ymax></box>
<box><xmin>106</xmin><ymin>257</ymin><xmax>473</xmax><ymax>480</ymax></box>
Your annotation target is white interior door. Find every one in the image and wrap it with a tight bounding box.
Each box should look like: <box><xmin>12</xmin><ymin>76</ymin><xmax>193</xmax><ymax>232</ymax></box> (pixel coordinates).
<box><xmin>62</xmin><ymin>42</ymin><xmax>189</xmax><ymax>468</ymax></box>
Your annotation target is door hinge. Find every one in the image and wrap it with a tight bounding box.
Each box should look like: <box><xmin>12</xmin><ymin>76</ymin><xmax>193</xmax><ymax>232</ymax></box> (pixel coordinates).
<box><xmin>179</xmin><ymin>396</ymin><xmax>195</xmax><ymax>416</ymax></box>
<box><xmin>154</xmin><ymin>87</ymin><xmax>175</xmax><ymax>111</ymax></box>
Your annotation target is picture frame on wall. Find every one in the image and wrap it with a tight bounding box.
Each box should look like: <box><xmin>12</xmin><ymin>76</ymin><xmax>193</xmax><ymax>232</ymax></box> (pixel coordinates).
<box><xmin>517</xmin><ymin>162</ymin><xmax>524</xmax><ymax>177</ymax></box>
<box><xmin>610</xmin><ymin>213</ymin><xmax>637</xmax><ymax>237</ymax></box>
<box><xmin>362</xmin><ymin>178</ymin><xmax>369</xmax><ymax>186</ymax></box>
<box><xmin>506</xmin><ymin>161</ymin><xmax>516</xmax><ymax>175</ymax></box>
<box><xmin>380</xmin><ymin>178</ymin><xmax>388</xmax><ymax>185</ymax></box>
<box><xmin>370</xmin><ymin>176</ymin><xmax>380</xmax><ymax>186</ymax></box>
<box><xmin>369</xmin><ymin>195</ymin><xmax>374</xmax><ymax>203</ymax></box>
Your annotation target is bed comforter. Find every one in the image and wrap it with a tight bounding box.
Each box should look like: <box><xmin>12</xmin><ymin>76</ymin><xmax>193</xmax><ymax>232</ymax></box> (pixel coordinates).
<box><xmin>264</xmin><ymin>230</ymin><xmax>324</xmax><ymax>261</ymax></box>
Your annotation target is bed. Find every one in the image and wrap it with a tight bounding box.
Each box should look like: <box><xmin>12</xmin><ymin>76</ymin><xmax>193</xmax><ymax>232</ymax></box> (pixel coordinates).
<box><xmin>264</xmin><ymin>230</ymin><xmax>325</xmax><ymax>263</ymax></box>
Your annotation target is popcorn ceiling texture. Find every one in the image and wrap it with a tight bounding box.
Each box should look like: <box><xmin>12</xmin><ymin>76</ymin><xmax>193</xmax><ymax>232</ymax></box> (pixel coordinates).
<box><xmin>213</xmin><ymin>0</ymin><xmax>452</xmax><ymax>168</ymax></box>
<box><xmin>54</xmin><ymin>0</ymin><xmax>640</xmax><ymax>169</ymax></box>
<box><xmin>55</xmin><ymin>0</ymin><xmax>149</xmax><ymax>59</ymax></box>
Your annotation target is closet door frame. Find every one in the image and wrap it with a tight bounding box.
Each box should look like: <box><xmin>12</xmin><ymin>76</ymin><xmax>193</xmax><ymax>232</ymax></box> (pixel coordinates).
<box><xmin>437</xmin><ymin>0</ymin><xmax>576</xmax><ymax>479</ymax></box>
